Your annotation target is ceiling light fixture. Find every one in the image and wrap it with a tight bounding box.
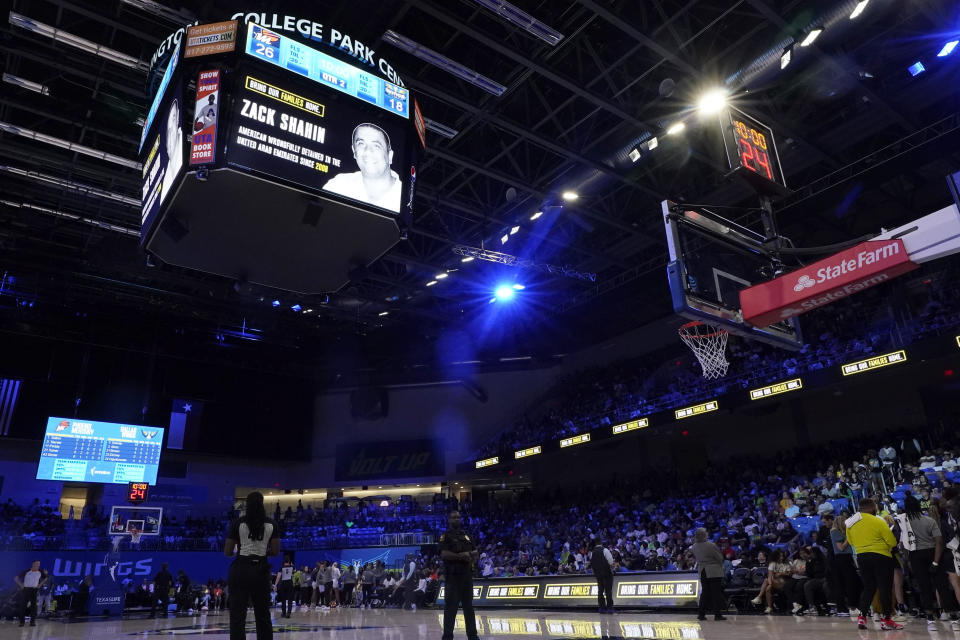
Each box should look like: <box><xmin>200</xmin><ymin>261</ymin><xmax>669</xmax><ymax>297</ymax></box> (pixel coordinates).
<box><xmin>647</xmin><ymin>137</ymin><xmax>658</xmax><ymax>150</ymax></box>
<box><xmin>849</xmin><ymin>0</ymin><xmax>870</xmax><ymax>19</ymax></box>
<box><xmin>435</xmin><ymin>273</ymin><xmax>449</xmax><ymax>279</ymax></box>
<box><xmin>697</xmin><ymin>88</ymin><xmax>727</xmax><ymax>115</ymax></box>
<box><xmin>530</xmin><ymin>211</ymin><xmax>543</xmax><ymax>220</ymax></box>
<box><xmin>382</xmin><ymin>30</ymin><xmax>506</xmax><ymax>96</ymax></box>
<box><xmin>666</xmin><ymin>122</ymin><xmax>685</xmax><ymax>135</ymax></box>
<box><xmin>500</xmin><ymin>234</ymin><xmax>509</xmax><ymax>244</ymax></box>
<box><xmin>938</xmin><ymin>40</ymin><xmax>959</xmax><ymax>58</ymax></box>
<box><xmin>378</xmin><ymin>311</ymin><xmax>389</xmax><ymax>316</ymax></box>
<box><xmin>2</xmin><ymin>72</ymin><xmax>49</xmax><ymax>95</ymax></box>
<box><xmin>628</xmin><ymin>148</ymin><xmax>641</xmax><ymax>163</ymax></box>
<box><xmin>510</xmin><ymin>225</ymin><xmax>520</xmax><ymax>235</ymax></box>
<box><xmin>9</xmin><ymin>12</ymin><xmax>147</xmax><ymax>71</ymax></box>
<box><xmin>461</xmin><ymin>256</ymin><xmax>475</xmax><ymax>263</ymax></box>
<box><xmin>561</xmin><ymin>191</ymin><xmax>579</xmax><ymax>201</ymax></box>
<box><xmin>425</xmin><ymin>280</ymin><xmax>437</xmax><ymax>287</ymax></box>
<box><xmin>423</xmin><ymin>118</ymin><xmax>459</xmax><ymax>139</ymax></box>
<box><xmin>780</xmin><ymin>45</ymin><xmax>792</xmax><ymax>70</ymax></box>
<box><xmin>0</xmin><ymin>121</ymin><xmax>140</xmax><ymax>169</ymax></box>
<box><xmin>468</xmin><ymin>0</ymin><xmax>564</xmax><ymax>46</ymax></box>
<box><xmin>800</xmin><ymin>27</ymin><xmax>823</xmax><ymax>47</ymax></box>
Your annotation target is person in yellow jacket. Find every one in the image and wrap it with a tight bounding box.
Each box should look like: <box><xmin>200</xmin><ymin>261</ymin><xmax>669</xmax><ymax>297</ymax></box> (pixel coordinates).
<box><xmin>845</xmin><ymin>498</ymin><xmax>903</xmax><ymax>630</ymax></box>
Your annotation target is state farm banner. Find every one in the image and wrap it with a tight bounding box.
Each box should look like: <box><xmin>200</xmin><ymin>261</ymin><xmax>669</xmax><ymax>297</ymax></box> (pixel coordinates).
<box><xmin>190</xmin><ymin>70</ymin><xmax>219</xmax><ymax>165</ymax></box>
<box><xmin>335</xmin><ymin>439</ymin><xmax>444</xmax><ymax>481</ymax></box>
<box><xmin>740</xmin><ymin>239</ymin><xmax>917</xmax><ymax>327</ymax></box>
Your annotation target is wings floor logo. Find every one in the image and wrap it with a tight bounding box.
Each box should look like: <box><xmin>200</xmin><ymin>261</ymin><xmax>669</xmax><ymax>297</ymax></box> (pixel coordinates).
<box><xmin>793</xmin><ymin>274</ymin><xmax>816</xmax><ymax>292</ymax></box>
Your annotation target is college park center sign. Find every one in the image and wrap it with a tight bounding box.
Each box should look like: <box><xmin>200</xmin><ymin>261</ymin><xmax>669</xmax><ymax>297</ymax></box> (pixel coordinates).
<box><xmin>739</xmin><ymin>239</ymin><xmax>917</xmax><ymax>328</ymax></box>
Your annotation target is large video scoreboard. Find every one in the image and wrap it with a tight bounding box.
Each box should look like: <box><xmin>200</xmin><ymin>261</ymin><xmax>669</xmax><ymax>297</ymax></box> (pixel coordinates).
<box><xmin>36</xmin><ymin>417</ymin><xmax>164</xmax><ymax>485</ymax></box>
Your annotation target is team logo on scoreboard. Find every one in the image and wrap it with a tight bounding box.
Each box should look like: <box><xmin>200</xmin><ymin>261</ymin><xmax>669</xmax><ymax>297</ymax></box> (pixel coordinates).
<box><xmin>251</xmin><ymin>25</ymin><xmax>280</xmax><ymax>46</ymax></box>
<box><xmin>56</xmin><ymin>420</ymin><xmax>70</xmax><ymax>432</ymax></box>
<box><xmin>141</xmin><ymin>430</ymin><xmax>159</xmax><ymax>440</ymax></box>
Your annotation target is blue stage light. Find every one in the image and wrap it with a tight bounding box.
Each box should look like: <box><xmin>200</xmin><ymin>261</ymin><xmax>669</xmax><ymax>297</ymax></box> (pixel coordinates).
<box><xmin>291</xmin><ymin>304</ymin><xmax>302</xmax><ymax>312</ymax></box>
<box><xmin>272</xmin><ymin>299</ymin><xmax>280</xmax><ymax>307</ymax></box>
<box><xmin>939</xmin><ymin>40</ymin><xmax>959</xmax><ymax>57</ymax></box>
<box><xmin>908</xmin><ymin>61</ymin><xmax>926</xmax><ymax>76</ymax></box>
<box><xmin>494</xmin><ymin>285</ymin><xmax>516</xmax><ymax>301</ymax></box>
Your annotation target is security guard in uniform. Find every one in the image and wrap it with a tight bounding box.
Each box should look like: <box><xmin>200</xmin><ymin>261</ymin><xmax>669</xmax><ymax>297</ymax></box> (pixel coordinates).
<box><xmin>440</xmin><ymin>510</ymin><xmax>479</xmax><ymax>640</ymax></box>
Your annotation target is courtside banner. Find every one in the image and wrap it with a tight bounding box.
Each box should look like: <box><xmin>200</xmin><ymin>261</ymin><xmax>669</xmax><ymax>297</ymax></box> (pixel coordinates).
<box><xmin>740</xmin><ymin>239</ymin><xmax>917</xmax><ymax>327</ymax></box>
<box><xmin>190</xmin><ymin>70</ymin><xmax>220</xmax><ymax>165</ymax></box>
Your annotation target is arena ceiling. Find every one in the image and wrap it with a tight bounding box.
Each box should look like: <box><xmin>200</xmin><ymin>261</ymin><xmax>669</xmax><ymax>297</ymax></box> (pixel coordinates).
<box><xmin>0</xmin><ymin>0</ymin><xmax>958</xmax><ymax>380</ymax></box>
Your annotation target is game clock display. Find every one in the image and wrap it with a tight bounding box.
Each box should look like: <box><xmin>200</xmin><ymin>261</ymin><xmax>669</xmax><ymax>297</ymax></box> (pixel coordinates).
<box><xmin>127</xmin><ymin>482</ymin><xmax>150</xmax><ymax>503</ymax></box>
<box><xmin>720</xmin><ymin>107</ymin><xmax>787</xmax><ymax>194</ymax></box>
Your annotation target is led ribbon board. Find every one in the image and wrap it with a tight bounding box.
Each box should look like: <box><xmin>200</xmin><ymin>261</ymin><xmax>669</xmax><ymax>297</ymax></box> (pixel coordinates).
<box><xmin>675</xmin><ymin>400</ymin><xmax>718</xmax><ymax>420</ymax></box>
<box><xmin>514</xmin><ymin>446</ymin><xmax>541</xmax><ymax>459</ymax></box>
<box><xmin>613</xmin><ymin>418</ymin><xmax>649</xmax><ymax>434</ymax></box>
<box><xmin>475</xmin><ymin>456</ymin><xmax>498</xmax><ymax>469</ymax></box>
<box><xmin>486</xmin><ymin>585</ymin><xmax>539</xmax><ymax>599</ymax></box>
<box><xmin>559</xmin><ymin>434</ymin><xmax>590</xmax><ymax>448</ymax></box>
<box><xmin>617</xmin><ymin>579</ymin><xmax>699</xmax><ymax>599</ymax></box>
<box><xmin>245</xmin><ymin>22</ymin><xmax>408</xmax><ymax>119</ymax></box>
<box><xmin>544</xmin><ymin>584</ymin><xmax>599</xmax><ymax>598</ymax></box>
<box><xmin>749</xmin><ymin>378</ymin><xmax>802</xmax><ymax>400</ymax></box>
<box><xmin>841</xmin><ymin>350</ymin><xmax>907</xmax><ymax>376</ymax></box>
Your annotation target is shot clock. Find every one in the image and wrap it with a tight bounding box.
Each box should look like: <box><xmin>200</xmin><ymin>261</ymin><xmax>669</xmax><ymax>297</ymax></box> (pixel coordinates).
<box><xmin>720</xmin><ymin>107</ymin><xmax>788</xmax><ymax>195</ymax></box>
<box><xmin>127</xmin><ymin>482</ymin><xmax>150</xmax><ymax>504</ymax></box>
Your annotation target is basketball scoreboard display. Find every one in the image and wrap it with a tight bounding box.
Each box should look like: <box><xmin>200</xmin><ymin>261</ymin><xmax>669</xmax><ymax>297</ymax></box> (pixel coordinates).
<box><xmin>841</xmin><ymin>350</ymin><xmax>907</xmax><ymax>376</ymax></box>
<box><xmin>36</xmin><ymin>418</ymin><xmax>163</xmax><ymax>484</ymax></box>
<box><xmin>612</xmin><ymin>418</ymin><xmax>649</xmax><ymax>434</ymax></box>
<box><xmin>719</xmin><ymin>107</ymin><xmax>786</xmax><ymax>194</ymax></box>
<box><xmin>245</xmin><ymin>23</ymin><xmax>408</xmax><ymax>118</ymax></box>
<box><xmin>674</xmin><ymin>400</ymin><xmax>718</xmax><ymax>420</ymax></box>
<box><xmin>437</xmin><ymin>573</ymin><xmax>698</xmax><ymax>609</ymax></box>
<box><xmin>749</xmin><ymin>378</ymin><xmax>803</xmax><ymax>400</ymax></box>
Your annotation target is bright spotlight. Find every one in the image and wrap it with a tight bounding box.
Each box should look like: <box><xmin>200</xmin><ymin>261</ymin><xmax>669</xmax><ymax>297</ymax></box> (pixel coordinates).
<box><xmin>938</xmin><ymin>40</ymin><xmax>959</xmax><ymax>57</ymax></box>
<box><xmin>435</xmin><ymin>273</ymin><xmax>449</xmax><ymax>280</ymax></box>
<box><xmin>530</xmin><ymin>211</ymin><xmax>543</xmax><ymax>220</ymax></box>
<box><xmin>697</xmin><ymin>88</ymin><xmax>727</xmax><ymax>115</ymax></box>
<box><xmin>290</xmin><ymin>304</ymin><xmax>302</xmax><ymax>312</ymax></box>
<box><xmin>849</xmin><ymin>0</ymin><xmax>869</xmax><ymax>19</ymax></box>
<box><xmin>628</xmin><ymin>148</ymin><xmax>641</xmax><ymax>163</ymax></box>
<box><xmin>512</xmin><ymin>283</ymin><xmax>525</xmax><ymax>290</ymax></box>
<box><xmin>510</xmin><ymin>225</ymin><xmax>520</xmax><ymax>235</ymax></box>
<box><xmin>800</xmin><ymin>27</ymin><xmax>823</xmax><ymax>47</ymax></box>
<box><xmin>461</xmin><ymin>256</ymin><xmax>475</xmax><ymax>262</ymax></box>
<box><xmin>666</xmin><ymin>122</ymin><xmax>685</xmax><ymax>135</ymax></box>
<box><xmin>378</xmin><ymin>311</ymin><xmax>389</xmax><ymax>316</ymax></box>
<box><xmin>907</xmin><ymin>61</ymin><xmax>926</xmax><ymax>77</ymax></box>
<box><xmin>500</xmin><ymin>233</ymin><xmax>509</xmax><ymax>244</ymax></box>
<box><xmin>561</xmin><ymin>190</ymin><xmax>579</xmax><ymax>201</ymax></box>
<box><xmin>271</xmin><ymin>300</ymin><xmax>281</xmax><ymax>307</ymax></box>
<box><xmin>494</xmin><ymin>285</ymin><xmax>515</xmax><ymax>301</ymax></box>
<box><xmin>647</xmin><ymin>136</ymin><xmax>658</xmax><ymax>150</ymax></box>
<box><xmin>426</xmin><ymin>280</ymin><xmax>438</xmax><ymax>287</ymax></box>
<box><xmin>781</xmin><ymin>46</ymin><xmax>792</xmax><ymax>69</ymax></box>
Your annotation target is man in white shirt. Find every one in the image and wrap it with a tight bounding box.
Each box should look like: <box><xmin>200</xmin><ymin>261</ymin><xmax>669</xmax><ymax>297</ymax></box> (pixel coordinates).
<box><xmin>322</xmin><ymin>123</ymin><xmax>402</xmax><ymax>213</ymax></box>
<box><xmin>15</xmin><ymin>560</ymin><xmax>47</xmax><ymax>627</ymax></box>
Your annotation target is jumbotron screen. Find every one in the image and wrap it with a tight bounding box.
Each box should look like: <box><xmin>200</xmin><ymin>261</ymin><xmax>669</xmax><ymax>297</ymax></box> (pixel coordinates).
<box><xmin>36</xmin><ymin>417</ymin><xmax>163</xmax><ymax>485</ymax></box>
<box><xmin>227</xmin><ymin>23</ymin><xmax>413</xmax><ymax>215</ymax></box>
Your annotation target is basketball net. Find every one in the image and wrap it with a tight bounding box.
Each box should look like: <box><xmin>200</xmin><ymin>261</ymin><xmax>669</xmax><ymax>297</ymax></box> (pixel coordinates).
<box><xmin>111</xmin><ymin>529</ymin><xmax>142</xmax><ymax>552</ymax></box>
<box><xmin>678</xmin><ymin>321</ymin><xmax>729</xmax><ymax>379</ymax></box>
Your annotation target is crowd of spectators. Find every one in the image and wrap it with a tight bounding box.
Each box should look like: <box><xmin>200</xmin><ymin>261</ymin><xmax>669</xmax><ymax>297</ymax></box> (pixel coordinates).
<box><xmin>476</xmin><ymin>265</ymin><xmax>960</xmax><ymax>459</ymax></box>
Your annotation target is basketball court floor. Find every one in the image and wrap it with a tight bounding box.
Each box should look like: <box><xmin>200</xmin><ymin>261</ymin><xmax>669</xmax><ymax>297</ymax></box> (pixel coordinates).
<box><xmin>0</xmin><ymin>608</ymin><xmax>938</xmax><ymax>639</ymax></box>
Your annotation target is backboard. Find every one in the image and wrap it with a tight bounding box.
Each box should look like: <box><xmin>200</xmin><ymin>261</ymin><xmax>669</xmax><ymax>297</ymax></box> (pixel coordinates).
<box><xmin>108</xmin><ymin>506</ymin><xmax>163</xmax><ymax>536</ymax></box>
<box><xmin>663</xmin><ymin>200</ymin><xmax>802</xmax><ymax>350</ymax></box>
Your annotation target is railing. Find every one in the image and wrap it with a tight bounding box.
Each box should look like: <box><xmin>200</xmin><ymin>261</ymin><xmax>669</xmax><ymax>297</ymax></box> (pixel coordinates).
<box><xmin>379</xmin><ymin>532</ymin><xmax>435</xmax><ymax>546</ymax></box>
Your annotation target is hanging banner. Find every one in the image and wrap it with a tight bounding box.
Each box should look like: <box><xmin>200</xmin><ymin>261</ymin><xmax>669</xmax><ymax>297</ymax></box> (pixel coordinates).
<box><xmin>184</xmin><ymin>20</ymin><xmax>238</xmax><ymax>59</ymax></box>
<box><xmin>190</xmin><ymin>70</ymin><xmax>220</xmax><ymax>165</ymax></box>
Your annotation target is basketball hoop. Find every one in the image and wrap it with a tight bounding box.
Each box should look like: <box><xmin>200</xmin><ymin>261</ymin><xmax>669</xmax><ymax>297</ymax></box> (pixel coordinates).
<box><xmin>679</xmin><ymin>321</ymin><xmax>729</xmax><ymax>379</ymax></box>
<box><xmin>129</xmin><ymin>529</ymin><xmax>142</xmax><ymax>545</ymax></box>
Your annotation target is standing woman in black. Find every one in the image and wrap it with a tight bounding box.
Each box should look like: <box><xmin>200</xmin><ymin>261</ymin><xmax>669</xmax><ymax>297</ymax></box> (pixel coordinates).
<box><xmin>225</xmin><ymin>491</ymin><xmax>279</xmax><ymax>640</ymax></box>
